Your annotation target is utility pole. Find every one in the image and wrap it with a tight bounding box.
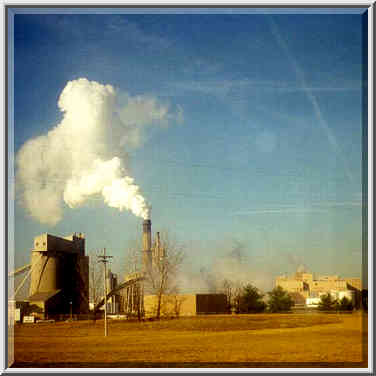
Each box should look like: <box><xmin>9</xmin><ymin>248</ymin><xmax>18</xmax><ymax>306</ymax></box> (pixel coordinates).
<box><xmin>97</xmin><ymin>248</ymin><xmax>113</xmax><ymax>337</ymax></box>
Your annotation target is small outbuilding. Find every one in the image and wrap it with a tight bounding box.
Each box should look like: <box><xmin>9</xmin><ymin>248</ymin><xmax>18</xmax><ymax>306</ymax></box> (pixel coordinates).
<box><xmin>143</xmin><ymin>293</ymin><xmax>228</xmax><ymax>317</ymax></box>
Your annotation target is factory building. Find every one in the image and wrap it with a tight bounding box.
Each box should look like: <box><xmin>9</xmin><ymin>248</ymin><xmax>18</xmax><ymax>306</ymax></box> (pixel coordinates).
<box><xmin>117</xmin><ymin>219</ymin><xmax>228</xmax><ymax>317</ymax></box>
<box><xmin>20</xmin><ymin>224</ymin><xmax>226</xmax><ymax>320</ymax></box>
<box><xmin>275</xmin><ymin>269</ymin><xmax>362</xmax><ymax>307</ymax></box>
<box><xmin>144</xmin><ymin>293</ymin><xmax>228</xmax><ymax>317</ymax></box>
<box><xmin>28</xmin><ymin>233</ymin><xmax>89</xmax><ymax>319</ymax></box>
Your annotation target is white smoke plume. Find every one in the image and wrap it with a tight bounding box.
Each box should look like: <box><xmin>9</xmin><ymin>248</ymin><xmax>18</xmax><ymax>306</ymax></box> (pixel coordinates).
<box><xmin>16</xmin><ymin>78</ymin><xmax>182</xmax><ymax>225</ymax></box>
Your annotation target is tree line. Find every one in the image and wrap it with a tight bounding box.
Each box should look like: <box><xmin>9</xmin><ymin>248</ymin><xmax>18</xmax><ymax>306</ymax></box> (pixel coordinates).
<box><xmin>317</xmin><ymin>293</ymin><xmax>354</xmax><ymax>312</ymax></box>
<box><xmin>223</xmin><ymin>281</ymin><xmax>355</xmax><ymax>314</ymax></box>
<box><xmin>222</xmin><ymin>282</ymin><xmax>295</xmax><ymax>313</ymax></box>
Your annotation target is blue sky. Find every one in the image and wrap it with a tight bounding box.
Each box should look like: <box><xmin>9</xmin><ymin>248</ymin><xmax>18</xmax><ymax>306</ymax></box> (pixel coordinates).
<box><xmin>10</xmin><ymin>9</ymin><xmax>367</xmax><ymax>291</ymax></box>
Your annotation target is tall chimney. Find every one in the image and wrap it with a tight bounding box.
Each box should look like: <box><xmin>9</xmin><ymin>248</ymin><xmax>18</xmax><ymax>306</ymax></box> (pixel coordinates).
<box><xmin>142</xmin><ymin>219</ymin><xmax>152</xmax><ymax>272</ymax></box>
<box><xmin>156</xmin><ymin>232</ymin><xmax>160</xmax><ymax>251</ymax></box>
<box><xmin>153</xmin><ymin>232</ymin><xmax>161</xmax><ymax>265</ymax></box>
<box><xmin>158</xmin><ymin>232</ymin><xmax>166</xmax><ymax>259</ymax></box>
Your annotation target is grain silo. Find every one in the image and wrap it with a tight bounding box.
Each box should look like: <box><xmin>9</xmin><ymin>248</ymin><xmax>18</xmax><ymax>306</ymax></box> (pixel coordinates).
<box><xmin>28</xmin><ymin>233</ymin><xmax>89</xmax><ymax>319</ymax></box>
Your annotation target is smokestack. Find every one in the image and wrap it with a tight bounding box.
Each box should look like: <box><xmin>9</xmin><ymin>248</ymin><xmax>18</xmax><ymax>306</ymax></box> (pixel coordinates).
<box><xmin>155</xmin><ymin>232</ymin><xmax>166</xmax><ymax>260</ymax></box>
<box><xmin>142</xmin><ymin>219</ymin><xmax>152</xmax><ymax>271</ymax></box>
<box><xmin>153</xmin><ymin>232</ymin><xmax>161</xmax><ymax>265</ymax></box>
<box><xmin>156</xmin><ymin>232</ymin><xmax>160</xmax><ymax>251</ymax></box>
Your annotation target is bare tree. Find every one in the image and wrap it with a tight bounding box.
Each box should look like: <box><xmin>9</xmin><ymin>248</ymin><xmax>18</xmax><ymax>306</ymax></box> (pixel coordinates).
<box><xmin>123</xmin><ymin>236</ymin><xmax>142</xmax><ymax>277</ymax></box>
<box><xmin>172</xmin><ymin>294</ymin><xmax>186</xmax><ymax>317</ymax></box>
<box><xmin>220</xmin><ymin>278</ymin><xmax>244</xmax><ymax>313</ymax></box>
<box><xmin>160</xmin><ymin>294</ymin><xmax>187</xmax><ymax>318</ymax></box>
<box><xmin>143</xmin><ymin>231</ymin><xmax>185</xmax><ymax>319</ymax></box>
<box><xmin>232</xmin><ymin>282</ymin><xmax>245</xmax><ymax>313</ymax></box>
<box><xmin>222</xmin><ymin>279</ymin><xmax>233</xmax><ymax>313</ymax></box>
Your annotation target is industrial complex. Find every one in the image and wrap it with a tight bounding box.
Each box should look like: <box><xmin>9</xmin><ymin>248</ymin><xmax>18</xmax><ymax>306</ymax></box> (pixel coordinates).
<box><xmin>11</xmin><ymin>219</ymin><xmax>227</xmax><ymax>321</ymax></box>
<box><xmin>112</xmin><ymin>219</ymin><xmax>228</xmax><ymax>317</ymax></box>
<box><xmin>9</xmin><ymin>219</ymin><xmax>362</xmax><ymax>322</ymax></box>
<box><xmin>275</xmin><ymin>269</ymin><xmax>362</xmax><ymax>308</ymax></box>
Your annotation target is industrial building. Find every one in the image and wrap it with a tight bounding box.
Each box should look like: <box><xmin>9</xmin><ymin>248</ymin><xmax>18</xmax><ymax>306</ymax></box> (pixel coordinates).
<box><xmin>11</xmin><ymin>218</ymin><xmax>251</xmax><ymax>320</ymax></box>
<box><xmin>27</xmin><ymin>233</ymin><xmax>89</xmax><ymax>319</ymax></box>
<box><xmin>275</xmin><ymin>268</ymin><xmax>362</xmax><ymax>307</ymax></box>
<box><xmin>13</xmin><ymin>223</ymin><xmax>362</xmax><ymax>320</ymax></box>
<box><xmin>114</xmin><ymin>219</ymin><xmax>228</xmax><ymax>317</ymax></box>
<box><xmin>144</xmin><ymin>293</ymin><xmax>228</xmax><ymax>317</ymax></box>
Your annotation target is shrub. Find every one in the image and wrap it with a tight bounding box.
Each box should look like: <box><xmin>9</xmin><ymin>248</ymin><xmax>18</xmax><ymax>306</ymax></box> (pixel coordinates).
<box><xmin>336</xmin><ymin>296</ymin><xmax>353</xmax><ymax>311</ymax></box>
<box><xmin>238</xmin><ymin>284</ymin><xmax>266</xmax><ymax>313</ymax></box>
<box><xmin>267</xmin><ymin>286</ymin><xmax>294</xmax><ymax>312</ymax></box>
<box><xmin>318</xmin><ymin>293</ymin><xmax>337</xmax><ymax>311</ymax></box>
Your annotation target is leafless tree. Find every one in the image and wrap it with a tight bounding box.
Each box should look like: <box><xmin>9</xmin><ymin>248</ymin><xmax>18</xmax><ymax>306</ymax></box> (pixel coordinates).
<box><xmin>221</xmin><ymin>278</ymin><xmax>244</xmax><ymax>313</ymax></box>
<box><xmin>222</xmin><ymin>279</ymin><xmax>233</xmax><ymax>312</ymax></box>
<box><xmin>143</xmin><ymin>231</ymin><xmax>185</xmax><ymax>319</ymax></box>
<box><xmin>172</xmin><ymin>294</ymin><xmax>187</xmax><ymax>317</ymax></box>
<box><xmin>122</xmin><ymin>236</ymin><xmax>142</xmax><ymax>277</ymax></box>
<box><xmin>158</xmin><ymin>293</ymin><xmax>187</xmax><ymax>318</ymax></box>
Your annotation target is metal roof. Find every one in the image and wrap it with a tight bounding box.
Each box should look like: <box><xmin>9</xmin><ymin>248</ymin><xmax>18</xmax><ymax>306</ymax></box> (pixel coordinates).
<box><xmin>28</xmin><ymin>289</ymin><xmax>61</xmax><ymax>302</ymax></box>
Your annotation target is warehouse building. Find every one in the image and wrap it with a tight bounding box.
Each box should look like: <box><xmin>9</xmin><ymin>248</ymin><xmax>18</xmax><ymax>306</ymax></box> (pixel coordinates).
<box><xmin>143</xmin><ymin>293</ymin><xmax>228</xmax><ymax>317</ymax></box>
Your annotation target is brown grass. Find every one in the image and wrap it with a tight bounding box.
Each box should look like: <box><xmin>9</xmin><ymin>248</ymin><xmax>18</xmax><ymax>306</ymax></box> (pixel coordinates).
<box><xmin>12</xmin><ymin>312</ymin><xmax>368</xmax><ymax>368</ymax></box>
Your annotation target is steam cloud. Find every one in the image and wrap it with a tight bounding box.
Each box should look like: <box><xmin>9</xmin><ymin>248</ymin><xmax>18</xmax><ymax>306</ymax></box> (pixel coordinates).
<box><xmin>16</xmin><ymin>78</ymin><xmax>182</xmax><ymax>225</ymax></box>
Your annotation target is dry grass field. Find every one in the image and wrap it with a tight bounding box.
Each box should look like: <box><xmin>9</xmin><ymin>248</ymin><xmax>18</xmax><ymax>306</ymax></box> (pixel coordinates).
<box><xmin>11</xmin><ymin>312</ymin><xmax>367</xmax><ymax>368</ymax></box>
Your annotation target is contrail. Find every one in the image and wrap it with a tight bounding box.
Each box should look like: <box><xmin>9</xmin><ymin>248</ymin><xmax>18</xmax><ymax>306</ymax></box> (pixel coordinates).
<box><xmin>268</xmin><ymin>16</ymin><xmax>354</xmax><ymax>183</ymax></box>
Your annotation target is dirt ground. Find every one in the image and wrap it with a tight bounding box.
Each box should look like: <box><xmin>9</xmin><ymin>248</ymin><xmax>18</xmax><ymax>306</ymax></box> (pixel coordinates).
<box><xmin>11</xmin><ymin>312</ymin><xmax>368</xmax><ymax>368</ymax></box>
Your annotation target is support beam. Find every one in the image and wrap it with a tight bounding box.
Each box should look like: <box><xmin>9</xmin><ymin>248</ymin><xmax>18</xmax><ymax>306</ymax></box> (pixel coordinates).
<box><xmin>93</xmin><ymin>276</ymin><xmax>144</xmax><ymax>313</ymax></box>
<box><xmin>8</xmin><ymin>264</ymin><xmax>31</xmax><ymax>278</ymax></box>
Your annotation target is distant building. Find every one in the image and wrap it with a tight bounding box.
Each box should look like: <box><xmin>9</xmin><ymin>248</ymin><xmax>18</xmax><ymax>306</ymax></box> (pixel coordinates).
<box><xmin>306</xmin><ymin>297</ymin><xmax>321</xmax><ymax>307</ymax></box>
<box><xmin>275</xmin><ymin>269</ymin><xmax>361</xmax><ymax>307</ymax></box>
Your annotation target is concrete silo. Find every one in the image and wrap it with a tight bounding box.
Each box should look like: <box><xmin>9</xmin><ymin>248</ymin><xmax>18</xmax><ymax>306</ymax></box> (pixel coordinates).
<box><xmin>30</xmin><ymin>251</ymin><xmax>60</xmax><ymax>295</ymax></box>
<box><xmin>28</xmin><ymin>233</ymin><xmax>89</xmax><ymax>318</ymax></box>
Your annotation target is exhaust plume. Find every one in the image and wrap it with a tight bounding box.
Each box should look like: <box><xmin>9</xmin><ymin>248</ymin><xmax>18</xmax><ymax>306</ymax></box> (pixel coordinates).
<box><xmin>178</xmin><ymin>240</ymin><xmax>275</xmax><ymax>294</ymax></box>
<box><xmin>16</xmin><ymin>78</ymin><xmax>181</xmax><ymax>225</ymax></box>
